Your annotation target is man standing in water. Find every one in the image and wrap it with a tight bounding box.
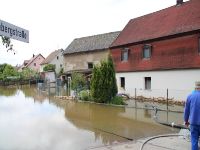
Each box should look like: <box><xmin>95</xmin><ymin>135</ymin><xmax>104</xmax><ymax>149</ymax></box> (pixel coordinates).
<box><xmin>184</xmin><ymin>81</ymin><xmax>200</xmax><ymax>150</ymax></box>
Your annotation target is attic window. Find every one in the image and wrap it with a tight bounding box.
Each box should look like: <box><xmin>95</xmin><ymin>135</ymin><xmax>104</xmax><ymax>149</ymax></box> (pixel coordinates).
<box><xmin>121</xmin><ymin>48</ymin><xmax>129</xmax><ymax>61</ymax></box>
<box><xmin>143</xmin><ymin>44</ymin><xmax>152</xmax><ymax>59</ymax></box>
<box><xmin>57</xmin><ymin>56</ymin><xmax>59</xmax><ymax>60</ymax></box>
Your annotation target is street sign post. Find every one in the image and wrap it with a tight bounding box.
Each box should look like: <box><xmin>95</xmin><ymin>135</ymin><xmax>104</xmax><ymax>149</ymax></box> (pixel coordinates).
<box><xmin>0</xmin><ymin>19</ymin><xmax>29</xmax><ymax>43</ymax></box>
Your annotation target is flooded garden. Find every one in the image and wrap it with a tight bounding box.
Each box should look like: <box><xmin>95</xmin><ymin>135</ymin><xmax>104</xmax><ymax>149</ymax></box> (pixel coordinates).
<box><xmin>0</xmin><ymin>85</ymin><xmax>184</xmax><ymax>150</ymax></box>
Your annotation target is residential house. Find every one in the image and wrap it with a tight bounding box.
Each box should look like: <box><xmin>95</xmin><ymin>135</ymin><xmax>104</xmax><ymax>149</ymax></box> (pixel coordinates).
<box><xmin>63</xmin><ymin>31</ymin><xmax>120</xmax><ymax>82</ymax></box>
<box><xmin>40</xmin><ymin>49</ymin><xmax>64</xmax><ymax>74</ymax></box>
<box><xmin>110</xmin><ymin>0</ymin><xmax>200</xmax><ymax>101</ymax></box>
<box><xmin>19</xmin><ymin>54</ymin><xmax>45</xmax><ymax>72</ymax></box>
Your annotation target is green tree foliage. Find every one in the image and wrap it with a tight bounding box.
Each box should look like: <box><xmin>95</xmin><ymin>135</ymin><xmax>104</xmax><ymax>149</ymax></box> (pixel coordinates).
<box><xmin>0</xmin><ymin>63</ymin><xmax>7</xmax><ymax>73</ymax></box>
<box><xmin>1</xmin><ymin>64</ymin><xmax>17</xmax><ymax>81</ymax></box>
<box><xmin>90</xmin><ymin>65</ymin><xmax>101</xmax><ymax>101</ymax></box>
<box><xmin>1</xmin><ymin>36</ymin><xmax>11</xmax><ymax>48</ymax></box>
<box><xmin>90</xmin><ymin>55</ymin><xmax>118</xmax><ymax>103</ymax></box>
<box><xmin>71</xmin><ymin>72</ymin><xmax>86</xmax><ymax>94</ymax></box>
<box><xmin>0</xmin><ymin>63</ymin><xmax>7</xmax><ymax>80</ymax></box>
<box><xmin>43</xmin><ymin>64</ymin><xmax>55</xmax><ymax>72</ymax></box>
<box><xmin>58</xmin><ymin>67</ymin><xmax>64</xmax><ymax>77</ymax></box>
<box><xmin>19</xmin><ymin>68</ymin><xmax>37</xmax><ymax>79</ymax></box>
<box><xmin>107</xmin><ymin>55</ymin><xmax>118</xmax><ymax>99</ymax></box>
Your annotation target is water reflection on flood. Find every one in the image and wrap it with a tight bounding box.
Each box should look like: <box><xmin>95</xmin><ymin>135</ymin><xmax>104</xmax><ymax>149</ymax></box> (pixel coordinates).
<box><xmin>0</xmin><ymin>86</ymin><xmax>183</xmax><ymax>150</ymax></box>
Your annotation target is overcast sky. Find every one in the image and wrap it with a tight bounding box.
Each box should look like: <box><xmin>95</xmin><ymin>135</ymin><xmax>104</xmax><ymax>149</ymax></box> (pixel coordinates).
<box><xmin>0</xmin><ymin>0</ymin><xmax>184</xmax><ymax>66</ymax></box>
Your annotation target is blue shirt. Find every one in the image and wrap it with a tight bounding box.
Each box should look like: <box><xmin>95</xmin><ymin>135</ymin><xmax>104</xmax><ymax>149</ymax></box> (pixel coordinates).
<box><xmin>184</xmin><ymin>90</ymin><xmax>200</xmax><ymax>125</ymax></box>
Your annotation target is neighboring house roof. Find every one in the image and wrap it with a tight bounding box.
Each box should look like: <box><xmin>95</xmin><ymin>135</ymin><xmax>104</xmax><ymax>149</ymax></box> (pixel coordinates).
<box><xmin>41</xmin><ymin>49</ymin><xmax>63</xmax><ymax>65</ymax></box>
<box><xmin>25</xmin><ymin>54</ymin><xmax>45</xmax><ymax>67</ymax></box>
<box><xmin>111</xmin><ymin>0</ymin><xmax>200</xmax><ymax>48</ymax></box>
<box><xmin>63</xmin><ymin>31</ymin><xmax>120</xmax><ymax>55</ymax></box>
<box><xmin>23</xmin><ymin>60</ymin><xmax>29</xmax><ymax>65</ymax></box>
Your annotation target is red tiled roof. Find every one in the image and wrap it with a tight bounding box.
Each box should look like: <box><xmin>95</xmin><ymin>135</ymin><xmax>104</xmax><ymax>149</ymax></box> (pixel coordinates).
<box><xmin>111</xmin><ymin>0</ymin><xmax>200</xmax><ymax>48</ymax></box>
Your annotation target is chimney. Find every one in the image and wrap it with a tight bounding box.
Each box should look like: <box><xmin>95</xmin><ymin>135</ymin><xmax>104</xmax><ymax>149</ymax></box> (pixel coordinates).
<box><xmin>33</xmin><ymin>54</ymin><xmax>35</xmax><ymax>58</ymax></box>
<box><xmin>177</xmin><ymin>0</ymin><xmax>183</xmax><ymax>5</ymax></box>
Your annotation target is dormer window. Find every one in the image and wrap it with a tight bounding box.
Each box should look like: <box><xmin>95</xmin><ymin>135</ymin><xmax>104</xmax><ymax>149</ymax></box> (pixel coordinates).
<box><xmin>121</xmin><ymin>48</ymin><xmax>129</xmax><ymax>61</ymax></box>
<box><xmin>143</xmin><ymin>44</ymin><xmax>152</xmax><ymax>59</ymax></box>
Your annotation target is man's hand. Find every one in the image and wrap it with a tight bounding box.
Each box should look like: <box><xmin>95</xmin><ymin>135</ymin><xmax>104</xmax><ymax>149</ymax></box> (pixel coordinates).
<box><xmin>185</xmin><ymin>121</ymin><xmax>190</xmax><ymax>127</ymax></box>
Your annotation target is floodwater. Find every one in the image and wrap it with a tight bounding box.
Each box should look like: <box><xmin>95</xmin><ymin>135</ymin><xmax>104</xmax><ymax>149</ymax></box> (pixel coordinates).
<box><xmin>0</xmin><ymin>85</ymin><xmax>183</xmax><ymax>150</ymax></box>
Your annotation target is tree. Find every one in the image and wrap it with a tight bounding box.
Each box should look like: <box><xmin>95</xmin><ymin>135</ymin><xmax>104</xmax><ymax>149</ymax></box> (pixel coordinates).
<box><xmin>0</xmin><ymin>63</ymin><xmax>7</xmax><ymax>80</ymax></box>
<box><xmin>90</xmin><ymin>65</ymin><xmax>101</xmax><ymax>101</ymax></box>
<box><xmin>1</xmin><ymin>36</ymin><xmax>11</xmax><ymax>48</ymax></box>
<box><xmin>0</xmin><ymin>63</ymin><xmax>7</xmax><ymax>73</ymax></box>
<box><xmin>71</xmin><ymin>72</ymin><xmax>86</xmax><ymax>95</ymax></box>
<box><xmin>1</xmin><ymin>36</ymin><xmax>15</xmax><ymax>54</ymax></box>
<box><xmin>107</xmin><ymin>55</ymin><xmax>118</xmax><ymax>100</ymax></box>
<box><xmin>2</xmin><ymin>64</ymin><xmax>17</xmax><ymax>81</ymax></box>
<box><xmin>43</xmin><ymin>64</ymin><xmax>55</xmax><ymax>72</ymax></box>
<box><xmin>19</xmin><ymin>68</ymin><xmax>37</xmax><ymax>79</ymax></box>
<box><xmin>58</xmin><ymin>67</ymin><xmax>64</xmax><ymax>77</ymax></box>
<box><xmin>90</xmin><ymin>54</ymin><xmax>118</xmax><ymax>103</ymax></box>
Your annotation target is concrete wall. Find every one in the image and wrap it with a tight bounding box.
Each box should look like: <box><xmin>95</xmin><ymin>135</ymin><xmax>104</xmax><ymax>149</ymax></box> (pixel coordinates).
<box><xmin>116</xmin><ymin>69</ymin><xmax>200</xmax><ymax>101</ymax></box>
<box><xmin>63</xmin><ymin>50</ymin><xmax>109</xmax><ymax>72</ymax></box>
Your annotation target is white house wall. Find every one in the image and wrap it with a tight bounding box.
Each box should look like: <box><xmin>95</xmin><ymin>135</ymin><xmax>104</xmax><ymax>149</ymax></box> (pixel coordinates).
<box><xmin>116</xmin><ymin>69</ymin><xmax>200</xmax><ymax>101</ymax></box>
<box><xmin>51</xmin><ymin>51</ymin><xmax>64</xmax><ymax>74</ymax></box>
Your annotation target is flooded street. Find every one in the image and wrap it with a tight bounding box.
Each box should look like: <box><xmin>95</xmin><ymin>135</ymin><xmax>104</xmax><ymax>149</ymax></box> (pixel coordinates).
<box><xmin>0</xmin><ymin>86</ymin><xmax>183</xmax><ymax>150</ymax></box>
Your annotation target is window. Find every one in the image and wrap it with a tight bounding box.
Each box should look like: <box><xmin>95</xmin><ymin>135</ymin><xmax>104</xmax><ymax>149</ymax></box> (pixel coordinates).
<box><xmin>34</xmin><ymin>63</ymin><xmax>36</xmax><ymax>66</ymax></box>
<box><xmin>88</xmin><ymin>62</ymin><xmax>93</xmax><ymax>69</ymax></box>
<box><xmin>60</xmin><ymin>64</ymin><xmax>62</xmax><ymax>68</ymax></box>
<box><xmin>143</xmin><ymin>44</ymin><xmax>152</xmax><ymax>59</ymax></box>
<box><xmin>121</xmin><ymin>48</ymin><xmax>129</xmax><ymax>61</ymax></box>
<box><xmin>120</xmin><ymin>77</ymin><xmax>125</xmax><ymax>89</ymax></box>
<box><xmin>144</xmin><ymin>77</ymin><xmax>151</xmax><ymax>90</ymax></box>
<box><xmin>57</xmin><ymin>56</ymin><xmax>59</xmax><ymax>60</ymax></box>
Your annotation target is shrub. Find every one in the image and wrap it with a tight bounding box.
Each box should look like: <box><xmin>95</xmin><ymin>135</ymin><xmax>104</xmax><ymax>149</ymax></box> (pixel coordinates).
<box><xmin>43</xmin><ymin>64</ymin><xmax>55</xmax><ymax>72</ymax></box>
<box><xmin>80</xmin><ymin>90</ymin><xmax>90</xmax><ymax>101</ymax></box>
<box><xmin>90</xmin><ymin>54</ymin><xmax>117</xmax><ymax>103</ymax></box>
<box><xmin>71</xmin><ymin>72</ymin><xmax>86</xmax><ymax>92</ymax></box>
<box><xmin>110</xmin><ymin>96</ymin><xmax>126</xmax><ymax>105</ymax></box>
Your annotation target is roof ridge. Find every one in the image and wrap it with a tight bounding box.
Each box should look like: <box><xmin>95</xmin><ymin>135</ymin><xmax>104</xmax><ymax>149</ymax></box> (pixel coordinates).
<box><xmin>111</xmin><ymin>0</ymin><xmax>199</xmax><ymax>47</ymax></box>
<box><xmin>64</xmin><ymin>31</ymin><xmax>120</xmax><ymax>54</ymax></box>
<box><xmin>131</xmin><ymin>1</ymin><xmax>189</xmax><ymax>23</ymax></box>
<box><xmin>25</xmin><ymin>54</ymin><xmax>44</xmax><ymax>67</ymax></box>
<box><xmin>74</xmin><ymin>31</ymin><xmax>120</xmax><ymax>40</ymax></box>
<box><xmin>40</xmin><ymin>49</ymin><xmax>62</xmax><ymax>65</ymax></box>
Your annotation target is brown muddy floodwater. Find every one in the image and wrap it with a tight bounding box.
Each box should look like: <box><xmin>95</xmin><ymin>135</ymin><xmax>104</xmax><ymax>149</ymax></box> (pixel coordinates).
<box><xmin>0</xmin><ymin>85</ymin><xmax>184</xmax><ymax>150</ymax></box>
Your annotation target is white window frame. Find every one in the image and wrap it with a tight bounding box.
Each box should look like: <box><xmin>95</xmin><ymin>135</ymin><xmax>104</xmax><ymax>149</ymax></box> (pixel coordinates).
<box><xmin>143</xmin><ymin>44</ymin><xmax>152</xmax><ymax>59</ymax></box>
<box><xmin>121</xmin><ymin>48</ymin><xmax>129</xmax><ymax>61</ymax></box>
